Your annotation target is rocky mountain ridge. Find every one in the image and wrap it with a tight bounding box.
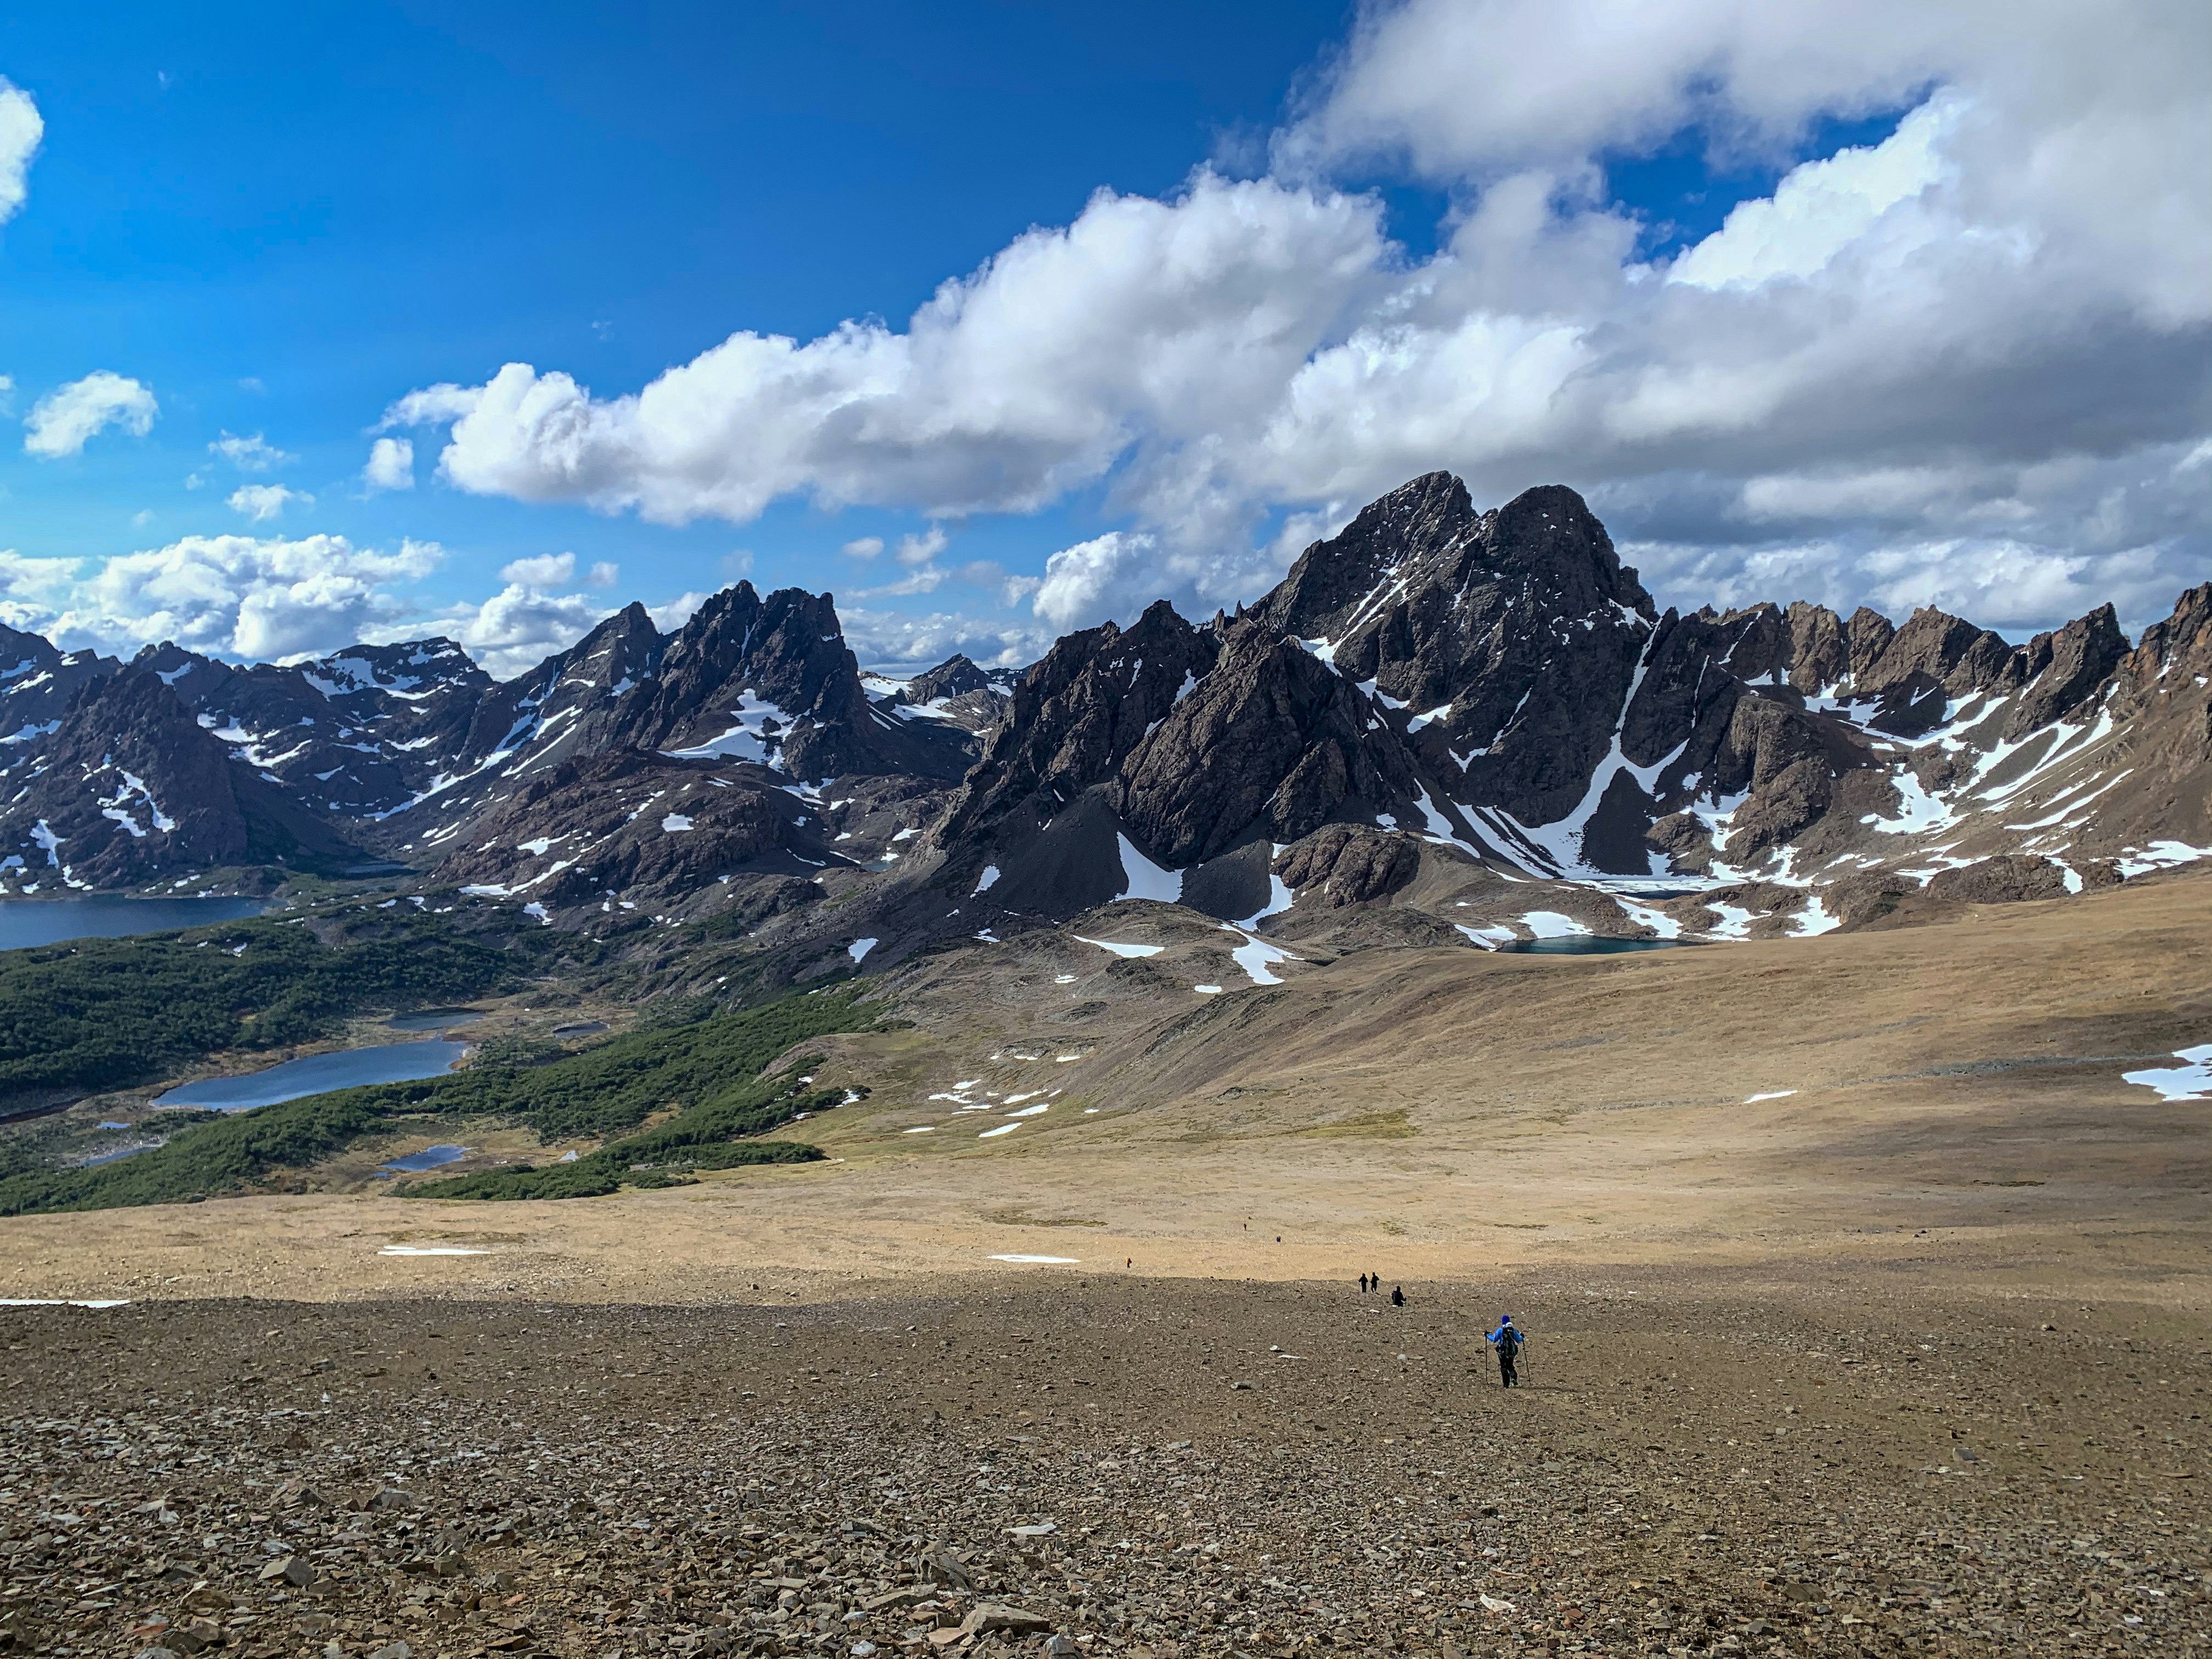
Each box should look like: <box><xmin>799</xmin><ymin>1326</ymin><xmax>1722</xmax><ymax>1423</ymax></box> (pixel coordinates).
<box><xmin>0</xmin><ymin>475</ymin><xmax>2205</xmax><ymax>978</ymax></box>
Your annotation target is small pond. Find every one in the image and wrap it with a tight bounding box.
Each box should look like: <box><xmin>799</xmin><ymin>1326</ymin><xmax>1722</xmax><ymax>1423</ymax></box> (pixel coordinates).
<box><xmin>154</xmin><ymin>1040</ymin><xmax>469</xmax><ymax>1112</ymax></box>
<box><xmin>552</xmin><ymin>1020</ymin><xmax>607</xmax><ymax>1037</ymax></box>
<box><xmin>379</xmin><ymin>1144</ymin><xmax>469</xmax><ymax>1174</ymax></box>
<box><xmin>1503</xmin><ymin>936</ymin><xmax>1686</xmax><ymax>955</ymax></box>
<box><xmin>82</xmin><ymin>1143</ymin><xmax>153</xmax><ymax>1166</ymax></box>
<box><xmin>0</xmin><ymin>895</ymin><xmax>264</xmax><ymax>951</ymax></box>
<box><xmin>385</xmin><ymin>1009</ymin><xmax>486</xmax><ymax>1032</ymax></box>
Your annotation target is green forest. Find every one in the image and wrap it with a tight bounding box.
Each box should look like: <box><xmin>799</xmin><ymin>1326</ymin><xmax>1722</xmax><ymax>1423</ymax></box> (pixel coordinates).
<box><xmin>0</xmin><ymin>910</ymin><xmax>522</xmax><ymax>1105</ymax></box>
<box><xmin>0</xmin><ymin>988</ymin><xmax>879</xmax><ymax>1215</ymax></box>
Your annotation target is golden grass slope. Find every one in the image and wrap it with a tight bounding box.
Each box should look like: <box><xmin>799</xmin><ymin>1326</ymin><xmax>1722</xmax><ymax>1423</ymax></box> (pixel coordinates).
<box><xmin>2</xmin><ymin>868</ymin><xmax>2209</xmax><ymax>1306</ymax></box>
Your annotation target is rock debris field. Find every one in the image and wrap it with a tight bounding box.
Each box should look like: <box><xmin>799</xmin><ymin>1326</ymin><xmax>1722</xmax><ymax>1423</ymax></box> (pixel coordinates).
<box><xmin>0</xmin><ymin>1274</ymin><xmax>2205</xmax><ymax>1659</ymax></box>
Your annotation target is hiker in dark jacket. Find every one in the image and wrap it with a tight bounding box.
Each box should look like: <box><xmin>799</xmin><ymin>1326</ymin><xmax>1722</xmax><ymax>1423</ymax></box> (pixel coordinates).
<box><xmin>1390</xmin><ymin>1284</ymin><xmax>1405</xmax><ymax>1307</ymax></box>
<box><xmin>1486</xmin><ymin>1315</ymin><xmax>1525</xmax><ymax>1386</ymax></box>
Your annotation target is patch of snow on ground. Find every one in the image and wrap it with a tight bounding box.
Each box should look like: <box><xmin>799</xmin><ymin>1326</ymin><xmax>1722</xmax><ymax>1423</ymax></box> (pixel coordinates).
<box><xmin>977</xmin><ymin>1123</ymin><xmax>1019</xmax><ymax>1138</ymax></box>
<box><xmin>2123</xmin><ymin>1043</ymin><xmax>2212</xmax><ymax>1101</ymax></box>
<box><xmin>848</xmin><ymin>937</ymin><xmax>878</xmax><ymax>964</ymax></box>
<box><xmin>1053</xmin><ymin>973</ymin><xmax>1076</xmax><ymax>984</ymax></box>
<box><xmin>1114</xmin><ymin>833</ymin><xmax>1183</xmax><ymax>902</ymax></box>
<box><xmin>1520</xmin><ymin>910</ymin><xmax>1591</xmax><ymax>939</ymax></box>
<box><xmin>1194</xmin><ymin>984</ymin><xmax>1223</xmax><ymax>994</ymax></box>
<box><xmin>1745</xmin><ymin>1090</ymin><xmax>1798</xmax><ymax>1103</ymax></box>
<box><xmin>523</xmin><ymin>902</ymin><xmax>551</xmax><ymax>924</ymax></box>
<box><xmin>1073</xmin><ymin>935</ymin><xmax>1163</xmax><ymax>958</ymax></box>
<box><xmin>1790</xmin><ymin>896</ymin><xmax>1842</xmax><ymax>936</ymax></box>
<box><xmin>1220</xmin><ymin>923</ymin><xmax>1299</xmax><ymax>986</ymax></box>
<box><xmin>2115</xmin><ymin>840</ymin><xmax>2212</xmax><ymax>878</ymax></box>
<box><xmin>1007</xmin><ymin>1104</ymin><xmax>1051</xmax><ymax>1116</ymax></box>
<box><xmin>1235</xmin><ymin>874</ymin><xmax>1295</xmax><ymax>928</ymax></box>
<box><xmin>662</xmin><ymin>813</ymin><xmax>694</xmax><ymax>832</ymax></box>
<box><xmin>972</xmin><ymin>865</ymin><xmax>1000</xmax><ymax>895</ymax></box>
<box><xmin>1455</xmin><ymin>923</ymin><xmax>1516</xmax><ymax>950</ymax></box>
<box><xmin>1611</xmin><ymin>895</ymin><xmax>1681</xmax><ymax>939</ymax></box>
<box><xmin>1705</xmin><ymin>903</ymin><xmax>1758</xmax><ymax>939</ymax></box>
<box><xmin>1862</xmin><ymin>766</ymin><xmax>1956</xmax><ymax>835</ymax></box>
<box><xmin>662</xmin><ymin>690</ymin><xmax>800</xmax><ymax>768</ymax></box>
<box><xmin>902</xmin><ymin>1125</ymin><xmax>935</xmax><ymax>1133</ymax></box>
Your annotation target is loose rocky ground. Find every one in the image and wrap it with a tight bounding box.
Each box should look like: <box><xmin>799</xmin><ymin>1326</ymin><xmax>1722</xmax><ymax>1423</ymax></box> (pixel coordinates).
<box><xmin>2</xmin><ymin>1273</ymin><xmax>2205</xmax><ymax>1659</ymax></box>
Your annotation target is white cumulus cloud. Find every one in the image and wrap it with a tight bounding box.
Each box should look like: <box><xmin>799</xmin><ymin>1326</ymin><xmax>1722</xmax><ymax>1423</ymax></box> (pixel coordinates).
<box><xmin>210</xmin><ymin>431</ymin><xmax>294</xmax><ymax>472</ymax></box>
<box><xmin>0</xmin><ymin>533</ymin><xmax>442</xmax><ymax>662</ymax></box>
<box><xmin>499</xmin><ymin>551</ymin><xmax>578</xmax><ymax>589</ymax></box>
<box><xmin>228</xmin><ymin>483</ymin><xmax>313</xmax><ymax>523</ymax></box>
<box><xmin>24</xmin><ymin>372</ymin><xmax>159</xmax><ymax>459</ymax></box>
<box><xmin>381</xmin><ymin>0</ymin><xmax>2212</xmax><ymax>640</ymax></box>
<box><xmin>0</xmin><ymin>78</ymin><xmax>42</xmax><ymax>225</ymax></box>
<box><xmin>362</xmin><ymin>435</ymin><xmax>414</xmax><ymax>493</ymax></box>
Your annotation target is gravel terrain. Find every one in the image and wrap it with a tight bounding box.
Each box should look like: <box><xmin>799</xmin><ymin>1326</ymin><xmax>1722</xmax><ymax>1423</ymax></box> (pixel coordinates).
<box><xmin>1</xmin><ymin>1273</ymin><xmax>2205</xmax><ymax>1659</ymax></box>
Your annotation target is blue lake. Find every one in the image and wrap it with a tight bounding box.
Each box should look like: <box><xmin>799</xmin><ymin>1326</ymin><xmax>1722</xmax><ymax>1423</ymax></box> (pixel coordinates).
<box><xmin>155</xmin><ymin>1040</ymin><xmax>469</xmax><ymax>1112</ymax></box>
<box><xmin>0</xmin><ymin>895</ymin><xmax>264</xmax><ymax>951</ymax></box>
<box><xmin>380</xmin><ymin>1143</ymin><xmax>468</xmax><ymax>1173</ymax></box>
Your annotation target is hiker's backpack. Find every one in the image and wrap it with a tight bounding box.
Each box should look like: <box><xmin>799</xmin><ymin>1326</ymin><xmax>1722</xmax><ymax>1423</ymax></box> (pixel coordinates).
<box><xmin>1496</xmin><ymin>1328</ymin><xmax>1521</xmax><ymax>1361</ymax></box>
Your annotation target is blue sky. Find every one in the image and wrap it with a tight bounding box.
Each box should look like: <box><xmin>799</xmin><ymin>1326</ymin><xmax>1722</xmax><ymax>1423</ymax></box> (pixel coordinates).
<box><xmin>0</xmin><ymin>2</ymin><xmax>2204</xmax><ymax>675</ymax></box>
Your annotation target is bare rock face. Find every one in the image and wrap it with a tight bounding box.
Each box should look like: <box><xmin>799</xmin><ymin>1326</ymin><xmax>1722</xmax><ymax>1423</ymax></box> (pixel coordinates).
<box><xmin>432</xmin><ymin>749</ymin><xmax>845</xmax><ymax>909</ymax></box>
<box><xmin>1923</xmin><ymin>855</ymin><xmax>2074</xmax><ymax>906</ymax></box>
<box><xmin>0</xmin><ymin>666</ymin><xmax>360</xmax><ymax>888</ymax></box>
<box><xmin>1271</xmin><ymin>826</ymin><xmax>1420</xmax><ymax>908</ymax></box>
<box><xmin>935</xmin><ymin>600</ymin><xmax>1221</xmax><ymax>866</ymax></box>
<box><xmin>1115</xmin><ymin>624</ymin><xmax>1427</xmax><ymax>866</ymax></box>
<box><xmin>2004</xmin><ymin>605</ymin><xmax>2127</xmax><ymax>737</ymax></box>
<box><xmin>464</xmin><ymin>603</ymin><xmax>668</xmax><ymax>779</ymax></box>
<box><xmin>1257</xmin><ymin>477</ymin><xmax>1657</xmax><ymax>831</ymax></box>
<box><xmin>611</xmin><ymin>584</ymin><xmax>972</xmax><ymax>785</ymax></box>
<box><xmin>898</xmin><ymin>654</ymin><xmax>998</xmax><ymax>706</ymax></box>
<box><xmin>126</xmin><ymin>637</ymin><xmax>493</xmax><ymax>819</ymax></box>
<box><xmin>0</xmin><ymin>624</ymin><xmax>118</xmax><ymax>741</ymax></box>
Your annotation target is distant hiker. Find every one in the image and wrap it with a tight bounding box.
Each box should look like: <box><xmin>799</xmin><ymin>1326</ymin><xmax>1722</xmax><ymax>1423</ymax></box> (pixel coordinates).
<box><xmin>1486</xmin><ymin>1315</ymin><xmax>1525</xmax><ymax>1387</ymax></box>
<box><xmin>1390</xmin><ymin>1285</ymin><xmax>1405</xmax><ymax>1307</ymax></box>
<box><xmin>1359</xmin><ymin>1273</ymin><xmax>1370</xmax><ymax>1294</ymax></box>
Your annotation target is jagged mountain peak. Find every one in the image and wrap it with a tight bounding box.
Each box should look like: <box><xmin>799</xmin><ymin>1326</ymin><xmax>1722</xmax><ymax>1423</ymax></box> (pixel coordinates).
<box><xmin>0</xmin><ymin>661</ymin><xmax>359</xmax><ymax>890</ymax></box>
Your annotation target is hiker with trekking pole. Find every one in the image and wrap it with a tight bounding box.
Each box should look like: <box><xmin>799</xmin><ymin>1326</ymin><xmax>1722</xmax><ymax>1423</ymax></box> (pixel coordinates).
<box><xmin>1485</xmin><ymin>1314</ymin><xmax>1527</xmax><ymax>1387</ymax></box>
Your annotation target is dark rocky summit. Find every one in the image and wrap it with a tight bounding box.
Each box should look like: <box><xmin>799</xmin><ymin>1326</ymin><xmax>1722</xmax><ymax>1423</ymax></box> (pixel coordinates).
<box><xmin>0</xmin><ymin>665</ymin><xmax>360</xmax><ymax>888</ymax></box>
<box><xmin>0</xmin><ymin>472</ymin><xmax>2205</xmax><ymax>957</ymax></box>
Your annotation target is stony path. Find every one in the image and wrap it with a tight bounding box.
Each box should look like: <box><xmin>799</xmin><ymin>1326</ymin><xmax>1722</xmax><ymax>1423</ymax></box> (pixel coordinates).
<box><xmin>0</xmin><ymin>1275</ymin><xmax>2204</xmax><ymax>1658</ymax></box>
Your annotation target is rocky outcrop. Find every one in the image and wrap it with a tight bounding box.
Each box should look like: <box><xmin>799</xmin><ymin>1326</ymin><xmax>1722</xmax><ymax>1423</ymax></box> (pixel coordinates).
<box><xmin>609</xmin><ymin>584</ymin><xmax>972</xmax><ymax>784</ymax></box>
<box><xmin>431</xmin><ymin>749</ymin><xmax>849</xmax><ymax>910</ymax></box>
<box><xmin>935</xmin><ymin>600</ymin><xmax>1221</xmax><ymax>866</ymax></box>
<box><xmin>2005</xmin><ymin>605</ymin><xmax>2127</xmax><ymax>737</ymax></box>
<box><xmin>1115</xmin><ymin>623</ymin><xmax>1433</xmax><ymax>866</ymax></box>
<box><xmin>897</xmin><ymin>654</ymin><xmax>999</xmax><ymax>706</ymax></box>
<box><xmin>1258</xmin><ymin>477</ymin><xmax>1658</xmax><ymax>831</ymax></box>
<box><xmin>1923</xmin><ymin>855</ymin><xmax>2074</xmax><ymax>906</ymax></box>
<box><xmin>131</xmin><ymin>636</ymin><xmax>495</xmax><ymax>819</ymax></box>
<box><xmin>0</xmin><ymin>624</ymin><xmax>119</xmax><ymax>742</ymax></box>
<box><xmin>0</xmin><ymin>667</ymin><xmax>360</xmax><ymax>888</ymax></box>
<box><xmin>1272</xmin><ymin>825</ymin><xmax>1420</xmax><ymax>908</ymax></box>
